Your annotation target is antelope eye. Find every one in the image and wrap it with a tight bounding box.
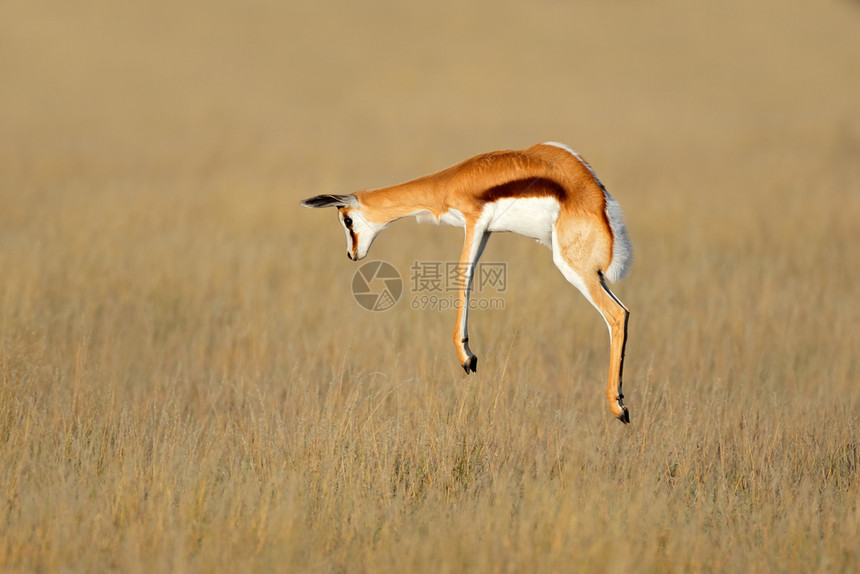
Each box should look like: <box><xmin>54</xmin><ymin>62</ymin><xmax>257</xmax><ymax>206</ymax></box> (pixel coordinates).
<box><xmin>343</xmin><ymin>217</ymin><xmax>353</xmax><ymax>227</ymax></box>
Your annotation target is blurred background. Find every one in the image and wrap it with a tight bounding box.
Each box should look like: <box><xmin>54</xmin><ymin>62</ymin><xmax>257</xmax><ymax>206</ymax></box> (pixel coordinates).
<box><xmin>5</xmin><ymin>0</ymin><xmax>859</xmax><ymax>179</ymax></box>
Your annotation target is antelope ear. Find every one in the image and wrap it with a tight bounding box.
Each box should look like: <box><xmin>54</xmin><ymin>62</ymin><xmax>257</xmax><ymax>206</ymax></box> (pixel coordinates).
<box><xmin>299</xmin><ymin>194</ymin><xmax>358</xmax><ymax>209</ymax></box>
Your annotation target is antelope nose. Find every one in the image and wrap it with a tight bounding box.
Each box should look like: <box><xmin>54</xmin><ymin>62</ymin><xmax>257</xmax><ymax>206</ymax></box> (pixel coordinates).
<box><xmin>347</xmin><ymin>251</ymin><xmax>353</xmax><ymax>260</ymax></box>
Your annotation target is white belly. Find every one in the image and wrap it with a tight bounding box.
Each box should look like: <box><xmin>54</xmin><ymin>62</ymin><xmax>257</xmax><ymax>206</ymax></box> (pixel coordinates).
<box><xmin>484</xmin><ymin>197</ymin><xmax>559</xmax><ymax>246</ymax></box>
<box><xmin>415</xmin><ymin>200</ymin><xmax>559</xmax><ymax>247</ymax></box>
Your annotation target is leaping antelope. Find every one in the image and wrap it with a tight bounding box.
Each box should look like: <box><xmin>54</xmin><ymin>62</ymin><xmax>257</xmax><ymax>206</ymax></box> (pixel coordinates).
<box><xmin>301</xmin><ymin>142</ymin><xmax>633</xmax><ymax>423</ymax></box>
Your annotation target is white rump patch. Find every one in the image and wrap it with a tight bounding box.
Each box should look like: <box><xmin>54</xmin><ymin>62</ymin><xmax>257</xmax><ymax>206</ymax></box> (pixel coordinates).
<box><xmin>543</xmin><ymin>141</ymin><xmax>632</xmax><ymax>282</ymax></box>
<box><xmin>603</xmin><ymin>192</ymin><xmax>632</xmax><ymax>282</ymax></box>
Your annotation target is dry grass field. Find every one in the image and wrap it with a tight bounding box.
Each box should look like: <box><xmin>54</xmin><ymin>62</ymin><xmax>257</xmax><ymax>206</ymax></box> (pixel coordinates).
<box><xmin>2</xmin><ymin>0</ymin><xmax>859</xmax><ymax>572</ymax></box>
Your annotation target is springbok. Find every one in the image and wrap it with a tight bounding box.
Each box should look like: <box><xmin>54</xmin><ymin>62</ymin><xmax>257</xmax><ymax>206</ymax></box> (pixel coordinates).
<box><xmin>301</xmin><ymin>142</ymin><xmax>633</xmax><ymax>423</ymax></box>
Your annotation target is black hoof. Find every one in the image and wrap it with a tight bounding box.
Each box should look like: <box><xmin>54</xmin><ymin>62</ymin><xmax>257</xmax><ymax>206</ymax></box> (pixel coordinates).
<box><xmin>462</xmin><ymin>355</ymin><xmax>477</xmax><ymax>374</ymax></box>
<box><xmin>618</xmin><ymin>405</ymin><xmax>630</xmax><ymax>424</ymax></box>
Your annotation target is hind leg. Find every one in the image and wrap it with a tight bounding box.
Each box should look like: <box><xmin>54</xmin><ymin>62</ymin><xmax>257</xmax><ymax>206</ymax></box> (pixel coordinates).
<box><xmin>552</xmin><ymin>228</ymin><xmax>630</xmax><ymax>423</ymax></box>
<box><xmin>594</xmin><ymin>271</ymin><xmax>630</xmax><ymax>422</ymax></box>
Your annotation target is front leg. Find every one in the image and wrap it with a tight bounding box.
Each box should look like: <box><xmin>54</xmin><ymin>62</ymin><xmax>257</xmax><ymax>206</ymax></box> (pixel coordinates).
<box><xmin>453</xmin><ymin>226</ymin><xmax>490</xmax><ymax>373</ymax></box>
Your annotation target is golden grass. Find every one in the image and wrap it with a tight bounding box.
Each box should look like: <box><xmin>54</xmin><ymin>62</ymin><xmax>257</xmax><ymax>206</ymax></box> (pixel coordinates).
<box><xmin>1</xmin><ymin>0</ymin><xmax>858</xmax><ymax>571</ymax></box>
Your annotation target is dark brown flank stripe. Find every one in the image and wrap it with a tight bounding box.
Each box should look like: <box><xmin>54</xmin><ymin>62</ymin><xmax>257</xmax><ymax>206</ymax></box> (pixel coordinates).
<box><xmin>478</xmin><ymin>177</ymin><xmax>567</xmax><ymax>204</ymax></box>
<box><xmin>478</xmin><ymin>170</ymin><xmax>615</xmax><ymax>271</ymax></box>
